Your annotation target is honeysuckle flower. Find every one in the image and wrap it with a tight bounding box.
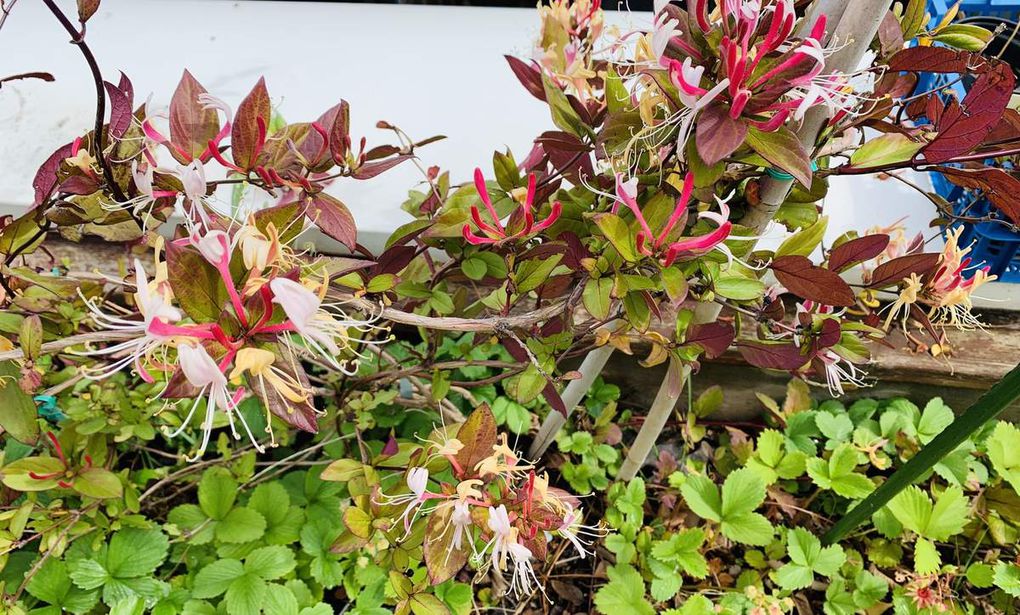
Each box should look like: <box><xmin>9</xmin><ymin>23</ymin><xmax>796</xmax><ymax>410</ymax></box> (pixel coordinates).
<box><xmin>186</xmin><ymin>229</ymin><xmax>250</xmax><ymax>327</ymax></box>
<box><xmin>235</xmin><ymin>221</ymin><xmax>281</xmax><ymax>273</ymax></box>
<box><xmin>474</xmin><ymin>434</ymin><xmax>534</xmax><ymax>482</ymax></box>
<box><xmin>80</xmin><ymin>259</ymin><xmax>202</xmax><ymax>382</ymax></box>
<box><xmin>267</xmin><ymin>276</ymin><xmax>387</xmax><ymax>374</ymax></box>
<box><xmin>462</xmin><ymin>169</ymin><xmax>562</xmax><ymax>246</ymax></box>
<box><xmin>449</xmin><ymin>500</ymin><xmax>473</xmax><ymax>550</ymax></box>
<box><xmin>171</xmin><ymin>342</ymin><xmax>253</xmax><ymax>460</ymax></box>
<box><xmin>379</xmin><ymin>467</ymin><xmax>432</xmax><ymax>533</ymax></box>
<box><xmin>556</xmin><ymin>507</ymin><xmax>605</xmax><ymax>559</ymax></box>
<box><xmin>121</xmin><ymin>161</ymin><xmax>177</xmax><ymax>215</ymax></box>
<box><xmin>479</xmin><ymin>504</ymin><xmax>514</xmax><ymax>570</ymax></box>
<box><xmin>228</xmin><ymin>347</ymin><xmax>310</xmax><ymax>445</ymax></box>
<box><xmin>612</xmin><ymin>172</ymin><xmax>733</xmax><ymax>267</ymax></box>
<box><xmin>925</xmin><ymin>226</ymin><xmax>995</xmax><ymax>328</ymax></box>
<box><xmin>817</xmin><ymin>349</ymin><xmax>868</xmax><ymax>397</ymax></box>
<box><xmin>651</xmin><ymin>11</ymin><xmax>682</xmax><ymax>65</ymax></box>
<box><xmin>505</xmin><ymin>541</ymin><xmax>542</xmax><ymax>598</ymax></box>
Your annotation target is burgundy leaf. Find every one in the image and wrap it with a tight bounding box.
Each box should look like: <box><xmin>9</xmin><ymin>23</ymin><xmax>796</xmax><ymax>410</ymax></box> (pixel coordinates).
<box><xmin>543</xmin><ymin>381</ymin><xmax>568</xmax><ymax>417</ymax></box>
<box><xmin>104</xmin><ymin>81</ymin><xmax>132</xmax><ymax>140</ymax></box>
<box><xmin>251</xmin><ymin>350</ymin><xmax>319</xmax><ymax>434</ymax></box>
<box><xmin>771</xmin><ymin>255</ymin><xmax>856</xmax><ymax>307</ymax></box>
<box><xmin>737</xmin><ymin>341</ymin><xmax>810</xmax><ymax>370</ymax></box>
<box><xmin>923</xmin><ymin>62</ymin><xmax>1015</xmax><ymax>163</ymax></box>
<box><xmin>32</xmin><ymin>142</ymin><xmax>74</xmax><ymax>207</ymax></box>
<box><xmin>505</xmin><ymin>55</ymin><xmax>547</xmax><ymax>102</ymax></box>
<box><xmin>888</xmin><ymin>46</ymin><xmax>975</xmax><ymax>74</ymax></box>
<box><xmin>231</xmin><ymin>77</ymin><xmax>271</xmax><ymax>170</ymax></box>
<box><xmin>117</xmin><ymin>72</ymin><xmax>134</xmax><ymax>104</ymax></box>
<box><xmin>304</xmin><ymin>192</ymin><xmax>357</xmax><ymax>249</ymax></box>
<box><xmin>817</xmin><ymin>318</ymin><xmax>841</xmax><ymax>349</ymax></box>
<box><xmin>323</xmin><ymin>100</ymin><xmax>351</xmax><ymax>166</ymax></box>
<box><xmin>372</xmin><ymin>245</ymin><xmax>416</xmax><ymax>276</ymax></box>
<box><xmin>828</xmin><ymin>234</ymin><xmax>890</xmax><ymax>272</ymax></box>
<box><xmin>696</xmin><ymin>104</ymin><xmax>747</xmax><ymax>166</ymax></box>
<box><xmin>58</xmin><ymin>175</ymin><xmax>100</xmax><ymax>195</ymax></box>
<box><xmin>685</xmin><ymin>322</ymin><xmax>735</xmax><ymax>359</ymax></box>
<box><xmin>867</xmin><ymin>252</ymin><xmax>941</xmax><ymax>289</ymax></box>
<box><xmin>352</xmin><ymin>154</ymin><xmax>412</xmax><ymax>180</ymax></box>
<box><xmin>937</xmin><ymin>165</ymin><xmax>1020</xmax><ymax>225</ymax></box>
<box><xmin>169</xmin><ymin>70</ymin><xmax>220</xmax><ymax>163</ymax></box>
<box><xmin>536</xmin><ymin>131</ymin><xmax>593</xmax><ymax>185</ymax></box>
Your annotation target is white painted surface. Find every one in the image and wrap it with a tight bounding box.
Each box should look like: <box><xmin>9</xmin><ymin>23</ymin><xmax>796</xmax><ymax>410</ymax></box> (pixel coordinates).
<box><xmin>1</xmin><ymin>0</ymin><xmax>1012</xmax><ymax>302</ymax></box>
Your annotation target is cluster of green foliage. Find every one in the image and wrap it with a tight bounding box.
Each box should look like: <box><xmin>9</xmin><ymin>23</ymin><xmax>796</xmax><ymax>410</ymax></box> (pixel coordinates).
<box><xmin>590</xmin><ymin>382</ymin><xmax>1020</xmax><ymax>614</ymax></box>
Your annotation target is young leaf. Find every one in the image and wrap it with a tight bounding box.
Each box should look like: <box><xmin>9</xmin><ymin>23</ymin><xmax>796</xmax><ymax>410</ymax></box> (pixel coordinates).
<box><xmin>594</xmin><ymin>565</ymin><xmax>655</xmax><ymax>615</ymax></box>
<box><xmin>805</xmin><ymin>443</ymin><xmax>875</xmax><ymax>499</ymax></box>
<box><xmin>775</xmin><ymin>528</ymin><xmax>845</xmax><ymax>590</ymax></box>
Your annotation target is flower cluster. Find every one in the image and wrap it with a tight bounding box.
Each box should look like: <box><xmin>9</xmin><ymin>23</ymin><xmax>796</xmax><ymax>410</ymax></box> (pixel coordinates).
<box><xmin>375</xmin><ymin>406</ymin><xmax>603</xmax><ymax>599</ymax></box>
<box><xmin>73</xmin><ymin>79</ymin><xmax>393</xmax><ymax>460</ymax></box>
<box><xmin>462</xmin><ymin>168</ymin><xmax>562</xmax><ymax>245</ymax></box>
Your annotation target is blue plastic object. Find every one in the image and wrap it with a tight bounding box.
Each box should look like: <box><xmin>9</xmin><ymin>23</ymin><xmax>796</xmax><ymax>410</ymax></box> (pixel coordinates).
<box><xmin>921</xmin><ymin>0</ymin><xmax>1020</xmax><ymax>282</ymax></box>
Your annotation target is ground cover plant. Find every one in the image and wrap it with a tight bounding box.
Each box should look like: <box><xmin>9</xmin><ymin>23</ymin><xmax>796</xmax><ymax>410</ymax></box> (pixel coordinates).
<box><xmin>2</xmin><ymin>0</ymin><xmax>1020</xmax><ymax>612</ymax></box>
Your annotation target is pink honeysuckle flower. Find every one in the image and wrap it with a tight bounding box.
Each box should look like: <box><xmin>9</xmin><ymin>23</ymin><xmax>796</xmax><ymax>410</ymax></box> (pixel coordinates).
<box><xmin>449</xmin><ymin>500</ymin><xmax>473</xmax><ymax>550</ymax></box>
<box><xmin>170</xmin><ymin>342</ymin><xmax>253</xmax><ymax>460</ymax></box>
<box><xmin>817</xmin><ymin>349</ymin><xmax>868</xmax><ymax>397</ymax></box>
<box><xmin>266</xmin><ymin>277</ymin><xmax>388</xmax><ymax>375</ymax></box>
<box><xmin>120</xmin><ymin>161</ymin><xmax>178</xmax><ymax>216</ymax></box>
<box><xmin>612</xmin><ymin>172</ymin><xmax>733</xmax><ymax>267</ymax></box>
<box><xmin>556</xmin><ymin>507</ymin><xmax>605</xmax><ymax>559</ymax></box>
<box><xmin>378</xmin><ymin>467</ymin><xmax>433</xmax><ymax>534</ymax></box>
<box><xmin>186</xmin><ymin>229</ymin><xmax>250</xmax><ymax>328</ymax></box>
<box><xmin>651</xmin><ymin>11</ymin><xmax>683</xmax><ymax>66</ymax></box>
<box><xmin>505</xmin><ymin>541</ymin><xmax>542</xmax><ymax>599</ymax></box>
<box><xmin>79</xmin><ymin>259</ymin><xmax>212</xmax><ymax>383</ymax></box>
<box><xmin>462</xmin><ymin>169</ymin><xmax>562</xmax><ymax>245</ymax></box>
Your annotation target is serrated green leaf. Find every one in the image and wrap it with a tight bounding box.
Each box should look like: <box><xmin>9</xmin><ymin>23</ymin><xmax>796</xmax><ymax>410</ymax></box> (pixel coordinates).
<box><xmin>192</xmin><ymin>559</ymin><xmax>244</xmax><ymax>599</ymax></box>
<box><xmin>594</xmin><ymin>565</ymin><xmax>654</xmax><ymax>615</ymax></box>
<box><xmin>244</xmin><ymin>546</ymin><xmax>296</xmax><ymax>581</ymax></box>
<box><xmin>215</xmin><ymin>507</ymin><xmax>267</xmax><ymax>544</ymax></box>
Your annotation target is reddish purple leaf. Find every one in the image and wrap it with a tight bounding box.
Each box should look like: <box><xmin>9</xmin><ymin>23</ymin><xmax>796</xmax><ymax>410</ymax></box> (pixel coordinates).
<box><xmin>888</xmin><ymin>46</ymin><xmax>975</xmax><ymax>74</ymax></box>
<box><xmin>828</xmin><ymin>234</ymin><xmax>890</xmax><ymax>272</ymax></box>
<box><xmin>304</xmin><ymin>192</ymin><xmax>357</xmax><ymax>249</ymax></box>
<box><xmin>352</xmin><ymin>154</ymin><xmax>412</xmax><ymax>180</ymax></box>
<box><xmin>937</xmin><ymin>166</ymin><xmax>1020</xmax><ymax>225</ymax></box>
<box><xmin>817</xmin><ymin>318</ymin><xmax>841</xmax><ymax>349</ymax></box>
<box><xmin>104</xmin><ymin>81</ymin><xmax>132</xmax><ymax>140</ymax></box>
<box><xmin>32</xmin><ymin>142</ymin><xmax>74</xmax><ymax>207</ymax></box>
<box><xmin>543</xmin><ymin>381</ymin><xmax>568</xmax><ymax>417</ymax></box>
<box><xmin>737</xmin><ymin>341</ymin><xmax>810</xmax><ymax>370</ymax></box>
<box><xmin>77</xmin><ymin>0</ymin><xmax>100</xmax><ymax>23</ymax></box>
<box><xmin>771</xmin><ymin>255</ymin><xmax>856</xmax><ymax>307</ymax></box>
<box><xmin>696</xmin><ymin>104</ymin><xmax>747</xmax><ymax>165</ymax></box>
<box><xmin>685</xmin><ymin>322</ymin><xmax>735</xmax><ymax>359</ymax></box>
<box><xmin>505</xmin><ymin>55</ymin><xmax>547</xmax><ymax>102</ymax></box>
<box><xmin>169</xmin><ymin>70</ymin><xmax>220</xmax><ymax>163</ymax></box>
<box><xmin>867</xmin><ymin>252</ymin><xmax>941</xmax><ymax>289</ymax></box>
<box><xmin>231</xmin><ymin>77</ymin><xmax>271</xmax><ymax>170</ymax></box>
<box><xmin>923</xmin><ymin>62</ymin><xmax>1015</xmax><ymax>163</ymax></box>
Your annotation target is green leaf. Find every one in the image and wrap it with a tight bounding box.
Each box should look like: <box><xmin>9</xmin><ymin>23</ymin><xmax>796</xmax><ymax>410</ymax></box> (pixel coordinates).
<box><xmin>594</xmin><ymin>213</ymin><xmax>638</xmax><ymax>262</ymax></box>
<box><xmin>541</xmin><ymin>74</ymin><xmax>588</xmax><ymax>138</ymax></box>
<box><xmin>852</xmin><ymin>570</ymin><xmax>888</xmax><ymax>608</ymax></box>
<box><xmin>916</xmin><ymin>398</ymin><xmax>953</xmax><ymax>444</ymax></box>
<box><xmin>594</xmin><ymin>565</ymin><xmax>654</xmax><ymax>615</ymax></box>
<box><xmin>806</xmin><ymin>443</ymin><xmax>875</xmax><ymax>499</ymax></box>
<box><xmin>721</xmin><ymin>512</ymin><xmax>774</xmax><ymax>546</ymax></box>
<box><xmin>244</xmin><ymin>546</ymin><xmax>296</xmax><ymax>581</ymax></box>
<box><xmin>886</xmin><ymin>484</ymin><xmax>968</xmax><ymax>541</ymax></box>
<box><xmin>248</xmin><ymin>482</ymin><xmax>304</xmax><ymax>545</ymax></box>
<box><xmin>583</xmin><ymin>277</ymin><xmax>614</xmax><ymax>320</ymax></box>
<box><xmin>167</xmin><ymin>504</ymin><xmax>214</xmax><ymax>544</ymax></box>
<box><xmin>680</xmin><ymin>474</ymin><xmax>722</xmax><ymax>522</ymax></box>
<box><xmin>193</xmin><ymin>559</ymin><xmax>244</xmax><ymax>599</ymax></box>
<box><xmin>198</xmin><ymin>468</ymin><xmax>237</xmax><ymax>520</ymax></box>
<box><xmin>987</xmin><ymin>421</ymin><xmax>1020</xmax><ymax>495</ymax></box>
<box><xmin>605</xmin><ymin>67</ymin><xmax>629</xmax><ymax>114</ymax></box>
<box><xmin>721</xmin><ymin>468</ymin><xmax>766</xmax><ymax>517</ymax></box>
<box><xmin>165</xmin><ymin>242</ymin><xmax>228</xmax><ymax>323</ymax></box>
<box><xmin>965</xmin><ymin>562</ymin><xmax>995</xmax><ymax>588</ymax></box>
<box><xmin>913</xmin><ymin>537</ymin><xmax>940</xmax><ymax>575</ymax></box>
<box><xmin>745</xmin><ymin>125</ymin><xmax>812</xmax><ymax>187</ymax></box>
<box><xmin>26</xmin><ymin>559</ymin><xmax>99</xmax><ymax>615</ymax></box>
<box><xmin>215</xmin><ymin>507</ymin><xmax>267</xmax><ymax>544</ymax></box>
<box><xmin>994</xmin><ymin>561</ymin><xmax>1020</xmax><ymax>597</ymax></box>
<box><xmin>1</xmin><ymin>456</ymin><xmax>66</xmax><ymax>491</ymax></box>
<box><xmin>776</xmin><ymin>216</ymin><xmax>828</xmax><ymax>258</ymax></box>
<box><xmin>69</xmin><ymin>559</ymin><xmax>109</xmax><ymax>590</ymax></box>
<box><xmin>0</xmin><ymin>360</ymin><xmax>39</xmax><ymax>444</ymax></box>
<box><xmin>106</xmin><ymin>529</ymin><xmax>169</xmax><ymax>578</ymax></box>
<box><xmin>650</xmin><ymin>528</ymin><xmax>708</xmax><ymax>578</ymax></box>
<box><xmin>73</xmin><ymin>467</ymin><xmax>123</xmax><ymax>499</ymax></box>
<box><xmin>225</xmin><ymin>573</ymin><xmax>268</xmax><ymax>615</ymax></box>
<box><xmin>825</xmin><ymin>362</ymin><xmax>1020</xmax><ymax>544</ymax></box>
<box><xmin>815</xmin><ymin>411</ymin><xmax>853</xmax><ymax>443</ymax></box>
<box><xmin>410</xmin><ymin>593</ymin><xmax>452</xmax><ymax>615</ymax></box>
<box><xmin>849</xmin><ymin>133</ymin><xmax>923</xmax><ymax>168</ymax></box>
<box><xmin>776</xmin><ymin>528</ymin><xmax>845</xmax><ymax>590</ymax></box>
<box><xmin>264</xmin><ymin>584</ymin><xmax>300</xmax><ymax>615</ymax></box>
<box><xmin>713</xmin><ymin>273</ymin><xmax>765</xmax><ymax>301</ymax></box>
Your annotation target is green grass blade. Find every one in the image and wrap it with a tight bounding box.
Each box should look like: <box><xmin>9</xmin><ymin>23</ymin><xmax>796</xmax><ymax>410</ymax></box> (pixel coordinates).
<box><xmin>823</xmin><ymin>362</ymin><xmax>1020</xmax><ymax>545</ymax></box>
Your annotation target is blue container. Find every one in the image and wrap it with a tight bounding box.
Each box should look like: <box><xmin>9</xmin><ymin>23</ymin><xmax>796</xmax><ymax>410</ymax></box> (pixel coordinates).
<box><xmin>922</xmin><ymin>0</ymin><xmax>1020</xmax><ymax>282</ymax></box>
